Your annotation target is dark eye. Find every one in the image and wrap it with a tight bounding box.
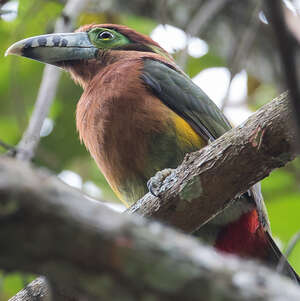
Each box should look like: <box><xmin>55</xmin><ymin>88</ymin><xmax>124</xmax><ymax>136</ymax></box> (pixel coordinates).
<box><xmin>98</xmin><ymin>31</ymin><xmax>114</xmax><ymax>40</ymax></box>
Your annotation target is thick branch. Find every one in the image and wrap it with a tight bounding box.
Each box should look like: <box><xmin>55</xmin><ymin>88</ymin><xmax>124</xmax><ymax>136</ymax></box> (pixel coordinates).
<box><xmin>0</xmin><ymin>156</ymin><xmax>300</xmax><ymax>301</ymax></box>
<box><xmin>128</xmin><ymin>91</ymin><xmax>298</xmax><ymax>232</ymax></box>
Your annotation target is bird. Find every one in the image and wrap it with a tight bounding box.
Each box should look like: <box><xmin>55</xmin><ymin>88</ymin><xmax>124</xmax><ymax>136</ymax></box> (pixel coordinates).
<box><xmin>6</xmin><ymin>23</ymin><xmax>299</xmax><ymax>283</ymax></box>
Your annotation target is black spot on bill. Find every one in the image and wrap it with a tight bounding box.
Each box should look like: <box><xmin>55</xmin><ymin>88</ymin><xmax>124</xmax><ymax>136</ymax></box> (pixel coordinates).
<box><xmin>38</xmin><ymin>37</ymin><xmax>47</xmax><ymax>47</ymax></box>
<box><xmin>53</xmin><ymin>36</ymin><xmax>61</xmax><ymax>47</ymax></box>
<box><xmin>61</xmin><ymin>39</ymin><xmax>68</xmax><ymax>47</ymax></box>
<box><xmin>24</xmin><ymin>39</ymin><xmax>33</xmax><ymax>49</ymax></box>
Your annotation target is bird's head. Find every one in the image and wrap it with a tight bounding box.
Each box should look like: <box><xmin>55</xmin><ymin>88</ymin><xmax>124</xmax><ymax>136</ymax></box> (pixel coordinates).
<box><xmin>5</xmin><ymin>24</ymin><xmax>174</xmax><ymax>87</ymax></box>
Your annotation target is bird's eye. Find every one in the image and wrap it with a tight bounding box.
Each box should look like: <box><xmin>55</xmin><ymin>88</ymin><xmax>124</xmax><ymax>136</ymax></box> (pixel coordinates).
<box><xmin>98</xmin><ymin>31</ymin><xmax>114</xmax><ymax>40</ymax></box>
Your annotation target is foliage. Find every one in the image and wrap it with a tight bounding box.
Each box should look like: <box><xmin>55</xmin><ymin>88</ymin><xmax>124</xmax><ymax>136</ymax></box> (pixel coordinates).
<box><xmin>0</xmin><ymin>0</ymin><xmax>299</xmax><ymax>298</ymax></box>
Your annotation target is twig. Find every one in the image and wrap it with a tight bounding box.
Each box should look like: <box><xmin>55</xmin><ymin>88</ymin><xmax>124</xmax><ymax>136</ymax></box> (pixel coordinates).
<box><xmin>16</xmin><ymin>0</ymin><xmax>89</xmax><ymax>161</ymax></box>
<box><xmin>158</xmin><ymin>0</ymin><xmax>168</xmax><ymax>26</ymax></box>
<box><xmin>264</xmin><ymin>1</ymin><xmax>300</xmax><ymax>143</ymax></box>
<box><xmin>220</xmin><ymin>1</ymin><xmax>261</xmax><ymax>111</ymax></box>
<box><xmin>178</xmin><ymin>0</ymin><xmax>229</xmax><ymax>69</ymax></box>
<box><xmin>16</xmin><ymin>67</ymin><xmax>61</xmax><ymax>161</ymax></box>
<box><xmin>277</xmin><ymin>231</ymin><xmax>300</xmax><ymax>274</ymax></box>
<box><xmin>0</xmin><ymin>9</ymin><xmax>15</xmax><ymax>15</ymax></box>
<box><xmin>0</xmin><ymin>139</ymin><xmax>15</xmax><ymax>152</ymax></box>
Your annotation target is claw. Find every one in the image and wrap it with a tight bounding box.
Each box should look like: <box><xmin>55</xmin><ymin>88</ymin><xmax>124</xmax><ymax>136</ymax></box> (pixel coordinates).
<box><xmin>147</xmin><ymin>168</ymin><xmax>174</xmax><ymax>197</ymax></box>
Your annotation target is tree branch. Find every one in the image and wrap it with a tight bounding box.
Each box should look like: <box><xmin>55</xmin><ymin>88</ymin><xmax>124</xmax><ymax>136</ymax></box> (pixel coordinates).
<box><xmin>9</xmin><ymin>277</ymin><xmax>50</xmax><ymax>301</ymax></box>
<box><xmin>0</xmin><ymin>138</ymin><xmax>15</xmax><ymax>153</ymax></box>
<box><xmin>3</xmin><ymin>91</ymin><xmax>300</xmax><ymax>300</ymax></box>
<box><xmin>264</xmin><ymin>1</ymin><xmax>300</xmax><ymax>141</ymax></box>
<box><xmin>0</xmin><ymin>156</ymin><xmax>299</xmax><ymax>301</ymax></box>
<box><xmin>177</xmin><ymin>0</ymin><xmax>229</xmax><ymax>69</ymax></box>
<box><xmin>277</xmin><ymin>231</ymin><xmax>300</xmax><ymax>274</ymax></box>
<box><xmin>220</xmin><ymin>1</ymin><xmax>261</xmax><ymax>111</ymax></box>
<box><xmin>16</xmin><ymin>0</ymin><xmax>89</xmax><ymax>161</ymax></box>
<box><xmin>128</xmin><ymin>91</ymin><xmax>297</xmax><ymax>232</ymax></box>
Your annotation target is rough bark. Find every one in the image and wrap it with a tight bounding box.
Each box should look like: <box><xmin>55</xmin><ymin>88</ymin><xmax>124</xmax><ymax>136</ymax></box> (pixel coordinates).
<box><xmin>2</xmin><ymin>91</ymin><xmax>299</xmax><ymax>300</ymax></box>
<box><xmin>0</xmin><ymin>158</ymin><xmax>299</xmax><ymax>301</ymax></box>
<box><xmin>9</xmin><ymin>277</ymin><xmax>50</xmax><ymax>301</ymax></box>
<box><xmin>128</xmin><ymin>91</ymin><xmax>297</xmax><ymax>232</ymax></box>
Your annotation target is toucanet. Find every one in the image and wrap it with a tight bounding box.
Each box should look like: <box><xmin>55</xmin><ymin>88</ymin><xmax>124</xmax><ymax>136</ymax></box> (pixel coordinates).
<box><xmin>6</xmin><ymin>24</ymin><xmax>299</xmax><ymax>283</ymax></box>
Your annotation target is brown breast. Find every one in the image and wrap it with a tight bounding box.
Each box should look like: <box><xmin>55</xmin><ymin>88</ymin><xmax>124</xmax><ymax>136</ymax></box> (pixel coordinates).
<box><xmin>76</xmin><ymin>57</ymin><xmax>171</xmax><ymax>198</ymax></box>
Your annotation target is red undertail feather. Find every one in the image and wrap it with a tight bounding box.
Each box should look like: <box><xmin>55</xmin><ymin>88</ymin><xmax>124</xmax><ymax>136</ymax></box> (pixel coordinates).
<box><xmin>215</xmin><ymin>209</ymin><xmax>300</xmax><ymax>283</ymax></box>
<box><xmin>215</xmin><ymin>209</ymin><xmax>269</xmax><ymax>259</ymax></box>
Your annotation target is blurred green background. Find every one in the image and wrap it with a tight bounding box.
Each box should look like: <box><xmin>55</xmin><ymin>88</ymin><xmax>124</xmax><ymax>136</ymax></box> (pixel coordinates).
<box><xmin>0</xmin><ymin>0</ymin><xmax>299</xmax><ymax>299</ymax></box>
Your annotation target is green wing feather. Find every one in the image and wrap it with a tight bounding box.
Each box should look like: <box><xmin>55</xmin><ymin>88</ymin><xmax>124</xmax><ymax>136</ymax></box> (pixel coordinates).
<box><xmin>141</xmin><ymin>59</ymin><xmax>232</xmax><ymax>141</ymax></box>
<box><xmin>141</xmin><ymin>59</ymin><xmax>300</xmax><ymax>283</ymax></box>
<box><xmin>141</xmin><ymin>58</ymin><xmax>268</xmax><ymax>228</ymax></box>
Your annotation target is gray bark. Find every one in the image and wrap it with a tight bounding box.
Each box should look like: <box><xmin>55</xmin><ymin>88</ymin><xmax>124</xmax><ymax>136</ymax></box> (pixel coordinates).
<box><xmin>128</xmin><ymin>92</ymin><xmax>297</xmax><ymax>233</ymax></box>
<box><xmin>0</xmin><ymin>157</ymin><xmax>299</xmax><ymax>301</ymax></box>
<box><xmin>2</xmin><ymin>91</ymin><xmax>299</xmax><ymax>300</ymax></box>
<box><xmin>9</xmin><ymin>277</ymin><xmax>50</xmax><ymax>301</ymax></box>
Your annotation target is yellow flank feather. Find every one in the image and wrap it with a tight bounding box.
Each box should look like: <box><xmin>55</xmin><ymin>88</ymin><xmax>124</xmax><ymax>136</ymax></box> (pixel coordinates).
<box><xmin>171</xmin><ymin>113</ymin><xmax>207</xmax><ymax>150</ymax></box>
<box><xmin>109</xmin><ymin>184</ymin><xmax>130</xmax><ymax>207</ymax></box>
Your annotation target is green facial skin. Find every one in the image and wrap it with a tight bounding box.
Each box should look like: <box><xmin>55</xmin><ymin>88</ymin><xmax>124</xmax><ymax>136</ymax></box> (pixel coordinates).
<box><xmin>88</xmin><ymin>28</ymin><xmax>130</xmax><ymax>49</ymax></box>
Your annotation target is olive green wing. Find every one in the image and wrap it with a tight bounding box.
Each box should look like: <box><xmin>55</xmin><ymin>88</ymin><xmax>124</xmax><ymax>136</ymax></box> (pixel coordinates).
<box><xmin>141</xmin><ymin>58</ymin><xmax>269</xmax><ymax>231</ymax></box>
<box><xmin>141</xmin><ymin>59</ymin><xmax>232</xmax><ymax>141</ymax></box>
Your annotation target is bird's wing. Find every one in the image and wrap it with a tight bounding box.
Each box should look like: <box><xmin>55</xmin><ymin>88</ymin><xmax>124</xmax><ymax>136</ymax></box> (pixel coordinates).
<box><xmin>141</xmin><ymin>58</ymin><xmax>269</xmax><ymax>228</ymax></box>
<box><xmin>141</xmin><ymin>59</ymin><xmax>300</xmax><ymax>283</ymax></box>
<box><xmin>141</xmin><ymin>58</ymin><xmax>232</xmax><ymax>142</ymax></box>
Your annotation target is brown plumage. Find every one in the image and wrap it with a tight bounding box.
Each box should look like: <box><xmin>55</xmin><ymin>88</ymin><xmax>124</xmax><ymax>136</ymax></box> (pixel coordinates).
<box><xmin>74</xmin><ymin>44</ymin><xmax>203</xmax><ymax>202</ymax></box>
<box><xmin>6</xmin><ymin>24</ymin><xmax>300</xmax><ymax>283</ymax></box>
<box><xmin>76</xmin><ymin>57</ymin><xmax>173</xmax><ymax>201</ymax></box>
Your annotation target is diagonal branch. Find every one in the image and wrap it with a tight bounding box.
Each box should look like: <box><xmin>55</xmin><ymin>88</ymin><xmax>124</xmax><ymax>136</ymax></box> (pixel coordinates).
<box><xmin>16</xmin><ymin>0</ymin><xmax>89</xmax><ymax>161</ymax></box>
<box><xmin>127</xmin><ymin>91</ymin><xmax>298</xmax><ymax>232</ymax></box>
<box><xmin>0</xmin><ymin>156</ymin><xmax>299</xmax><ymax>300</ymax></box>
<box><xmin>2</xmin><ymin>91</ymin><xmax>300</xmax><ymax>300</ymax></box>
<box><xmin>8</xmin><ymin>277</ymin><xmax>50</xmax><ymax>301</ymax></box>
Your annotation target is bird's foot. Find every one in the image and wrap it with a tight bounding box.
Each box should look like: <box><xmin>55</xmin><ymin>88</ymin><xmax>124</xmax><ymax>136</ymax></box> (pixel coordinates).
<box><xmin>147</xmin><ymin>168</ymin><xmax>174</xmax><ymax>197</ymax></box>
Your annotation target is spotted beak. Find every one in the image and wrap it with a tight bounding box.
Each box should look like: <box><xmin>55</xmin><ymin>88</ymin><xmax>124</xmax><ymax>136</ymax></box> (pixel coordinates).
<box><xmin>5</xmin><ymin>32</ymin><xmax>98</xmax><ymax>66</ymax></box>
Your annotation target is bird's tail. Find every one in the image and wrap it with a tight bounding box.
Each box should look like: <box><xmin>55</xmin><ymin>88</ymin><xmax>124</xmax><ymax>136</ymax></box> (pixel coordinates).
<box><xmin>211</xmin><ymin>207</ymin><xmax>300</xmax><ymax>285</ymax></box>
<box><xmin>265</xmin><ymin>231</ymin><xmax>300</xmax><ymax>285</ymax></box>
